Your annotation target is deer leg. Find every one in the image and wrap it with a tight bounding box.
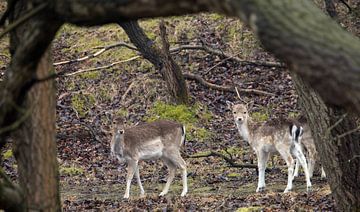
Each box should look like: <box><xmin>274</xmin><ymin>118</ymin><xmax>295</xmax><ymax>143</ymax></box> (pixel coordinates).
<box><xmin>292</xmin><ymin>144</ymin><xmax>312</xmax><ymax>192</ymax></box>
<box><xmin>293</xmin><ymin>159</ymin><xmax>300</xmax><ymax>177</ymax></box>
<box><xmin>278</xmin><ymin>150</ymin><xmax>295</xmax><ymax>193</ymax></box>
<box><xmin>176</xmin><ymin>156</ymin><xmax>188</xmax><ymax>197</ymax></box>
<box><xmin>256</xmin><ymin>150</ymin><xmax>270</xmax><ymax>192</ymax></box>
<box><xmin>308</xmin><ymin>158</ymin><xmax>316</xmax><ymax>178</ymax></box>
<box><xmin>135</xmin><ymin>165</ymin><xmax>145</xmax><ymax>197</ymax></box>
<box><xmin>159</xmin><ymin>158</ymin><xmax>176</xmax><ymax>196</ymax></box>
<box><xmin>124</xmin><ymin>160</ymin><xmax>138</xmax><ymax>199</ymax></box>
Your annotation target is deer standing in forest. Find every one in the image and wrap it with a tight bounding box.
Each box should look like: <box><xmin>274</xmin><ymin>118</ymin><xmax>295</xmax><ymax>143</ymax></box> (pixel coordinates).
<box><xmin>110</xmin><ymin>117</ymin><xmax>187</xmax><ymax>199</ymax></box>
<box><xmin>292</xmin><ymin>124</ymin><xmax>326</xmax><ymax>179</ymax></box>
<box><xmin>227</xmin><ymin>101</ymin><xmax>312</xmax><ymax>193</ymax></box>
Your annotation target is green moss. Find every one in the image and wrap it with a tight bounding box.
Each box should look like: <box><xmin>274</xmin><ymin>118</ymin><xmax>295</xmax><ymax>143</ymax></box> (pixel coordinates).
<box><xmin>220</xmin><ymin>147</ymin><xmax>244</xmax><ymax>156</ymax></box>
<box><xmin>115</xmin><ymin>108</ymin><xmax>129</xmax><ymax>117</ymax></box>
<box><xmin>145</xmin><ymin>101</ymin><xmax>213</xmax><ymax>142</ymax></box>
<box><xmin>236</xmin><ymin>206</ymin><xmax>263</xmax><ymax>212</ymax></box>
<box><xmin>288</xmin><ymin>111</ymin><xmax>300</xmax><ymax>119</ymax></box>
<box><xmin>227</xmin><ymin>173</ymin><xmax>241</xmax><ymax>178</ymax></box>
<box><xmin>251</xmin><ymin>111</ymin><xmax>269</xmax><ymax>122</ymax></box>
<box><xmin>79</xmin><ymin>71</ymin><xmax>100</xmax><ymax>80</ymax></box>
<box><xmin>71</xmin><ymin>93</ymin><xmax>96</xmax><ymax>118</ymax></box>
<box><xmin>60</xmin><ymin>165</ymin><xmax>84</xmax><ymax>176</ymax></box>
<box><xmin>97</xmin><ymin>87</ymin><xmax>112</xmax><ymax>102</ymax></box>
<box><xmin>2</xmin><ymin>149</ymin><xmax>13</xmax><ymax>160</ymax></box>
<box><xmin>207</xmin><ymin>13</ymin><xmax>225</xmax><ymax>21</ymax></box>
<box><xmin>66</xmin><ymin>81</ymin><xmax>76</xmax><ymax>90</ymax></box>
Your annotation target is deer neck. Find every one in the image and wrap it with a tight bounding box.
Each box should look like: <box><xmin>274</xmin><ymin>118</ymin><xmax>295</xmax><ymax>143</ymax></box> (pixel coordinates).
<box><xmin>236</xmin><ymin>121</ymin><xmax>252</xmax><ymax>143</ymax></box>
<box><xmin>113</xmin><ymin>132</ymin><xmax>126</xmax><ymax>163</ymax></box>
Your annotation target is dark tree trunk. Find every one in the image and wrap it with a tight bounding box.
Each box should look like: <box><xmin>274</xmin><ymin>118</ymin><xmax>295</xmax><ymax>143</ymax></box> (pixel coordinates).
<box><xmin>324</xmin><ymin>0</ymin><xmax>338</xmax><ymax>18</ymax></box>
<box><xmin>119</xmin><ymin>21</ymin><xmax>189</xmax><ymax>104</ymax></box>
<box><xmin>8</xmin><ymin>0</ymin><xmax>62</xmax><ymax>211</ymax></box>
<box><xmin>292</xmin><ymin>73</ymin><xmax>360</xmax><ymax>211</ymax></box>
<box><xmin>13</xmin><ymin>49</ymin><xmax>61</xmax><ymax>212</ymax></box>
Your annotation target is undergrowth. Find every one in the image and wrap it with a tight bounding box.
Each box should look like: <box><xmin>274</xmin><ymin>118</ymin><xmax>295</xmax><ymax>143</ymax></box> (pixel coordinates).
<box><xmin>145</xmin><ymin>101</ymin><xmax>213</xmax><ymax>142</ymax></box>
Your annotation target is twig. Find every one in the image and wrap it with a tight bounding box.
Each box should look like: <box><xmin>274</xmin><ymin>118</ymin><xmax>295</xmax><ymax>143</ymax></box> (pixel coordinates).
<box><xmin>64</xmin><ymin>56</ymin><xmax>140</xmax><ymax>76</ymax></box>
<box><xmin>339</xmin><ymin>0</ymin><xmax>352</xmax><ymax>13</ymax></box>
<box><xmin>53</xmin><ymin>42</ymin><xmax>138</xmax><ymax>66</ymax></box>
<box><xmin>348</xmin><ymin>155</ymin><xmax>360</xmax><ymax>163</ymax></box>
<box><xmin>185</xmin><ymin>150</ymin><xmax>258</xmax><ymax>169</ymax></box>
<box><xmin>337</xmin><ymin>125</ymin><xmax>360</xmax><ymax>139</ymax></box>
<box><xmin>183</xmin><ymin>72</ymin><xmax>275</xmax><ymax>96</ymax></box>
<box><xmin>204</xmin><ymin>53</ymin><xmax>240</xmax><ymax>75</ymax></box>
<box><xmin>38</xmin><ymin>55</ymin><xmax>141</xmax><ymax>82</ymax></box>
<box><xmin>121</xmin><ymin>81</ymin><xmax>137</xmax><ymax>104</ymax></box>
<box><xmin>0</xmin><ymin>2</ymin><xmax>48</xmax><ymax>40</ymax></box>
<box><xmin>326</xmin><ymin>113</ymin><xmax>347</xmax><ymax>136</ymax></box>
<box><xmin>53</xmin><ymin>42</ymin><xmax>284</xmax><ymax>69</ymax></box>
<box><xmin>170</xmin><ymin>44</ymin><xmax>285</xmax><ymax>68</ymax></box>
<box><xmin>75</xmin><ymin>122</ymin><xmax>101</xmax><ymax>143</ymax></box>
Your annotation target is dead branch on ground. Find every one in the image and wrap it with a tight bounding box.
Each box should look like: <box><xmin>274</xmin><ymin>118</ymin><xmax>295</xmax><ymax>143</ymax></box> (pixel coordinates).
<box><xmin>53</xmin><ymin>42</ymin><xmax>284</xmax><ymax>68</ymax></box>
<box><xmin>170</xmin><ymin>44</ymin><xmax>285</xmax><ymax>68</ymax></box>
<box><xmin>54</xmin><ymin>42</ymin><xmax>138</xmax><ymax>66</ymax></box>
<box><xmin>184</xmin><ymin>150</ymin><xmax>258</xmax><ymax>169</ymax></box>
<box><xmin>183</xmin><ymin>72</ymin><xmax>275</xmax><ymax>96</ymax></box>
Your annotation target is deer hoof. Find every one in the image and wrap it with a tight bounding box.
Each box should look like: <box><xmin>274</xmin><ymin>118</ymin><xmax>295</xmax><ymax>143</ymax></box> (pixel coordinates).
<box><xmin>123</xmin><ymin>194</ymin><xmax>130</xmax><ymax>199</ymax></box>
<box><xmin>159</xmin><ymin>191</ymin><xmax>167</xmax><ymax>197</ymax></box>
<box><xmin>284</xmin><ymin>188</ymin><xmax>292</xmax><ymax>193</ymax></box>
<box><xmin>256</xmin><ymin>187</ymin><xmax>265</xmax><ymax>192</ymax></box>
<box><xmin>306</xmin><ymin>186</ymin><xmax>312</xmax><ymax>193</ymax></box>
<box><xmin>181</xmin><ymin>191</ymin><xmax>187</xmax><ymax>197</ymax></box>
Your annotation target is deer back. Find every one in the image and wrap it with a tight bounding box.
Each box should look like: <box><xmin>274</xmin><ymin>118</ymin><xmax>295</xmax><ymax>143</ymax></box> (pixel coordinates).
<box><xmin>122</xmin><ymin>120</ymin><xmax>184</xmax><ymax>159</ymax></box>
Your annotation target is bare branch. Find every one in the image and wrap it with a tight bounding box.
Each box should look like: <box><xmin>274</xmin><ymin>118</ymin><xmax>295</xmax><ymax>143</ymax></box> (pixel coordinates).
<box><xmin>185</xmin><ymin>150</ymin><xmax>257</xmax><ymax>169</ymax></box>
<box><xmin>170</xmin><ymin>44</ymin><xmax>285</xmax><ymax>68</ymax></box>
<box><xmin>65</xmin><ymin>56</ymin><xmax>141</xmax><ymax>76</ymax></box>
<box><xmin>183</xmin><ymin>72</ymin><xmax>275</xmax><ymax>96</ymax></box>
<box><xmin>0</xmin><ymin>2</ymin><xmax>48</xmax><ymax>40</ymax></box>
<box><xmin>53</xmin><ymin>42</ymin><xmax>138</xmax><ymax>66</ymax></box>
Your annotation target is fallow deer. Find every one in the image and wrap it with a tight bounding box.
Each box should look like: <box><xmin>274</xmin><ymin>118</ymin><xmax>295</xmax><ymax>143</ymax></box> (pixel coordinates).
<box><xmin>292</xmin><ymin>125</ymin><xmax>326</xmax><ymax>178</ymax></box>
<box><xmin>227</xmin><ymin>101</ymin><xmax>312</xmax><ymax>193</ymax></box>
<box><xmin>110</xmin><ymin>117</ymin><xmax>188</xmax><ymax>198</ymax></box>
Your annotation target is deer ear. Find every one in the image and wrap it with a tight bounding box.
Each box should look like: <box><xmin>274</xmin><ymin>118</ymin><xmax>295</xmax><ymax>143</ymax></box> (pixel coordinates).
<box><xmin>247</xmin><ymin>101</ymin><xmax>254</xmax><ymax>111</ymax></box>
<box><xmin>226</xmin><ymin>101</ymin><xmax>234</xmax><ymax>108</ymax></box>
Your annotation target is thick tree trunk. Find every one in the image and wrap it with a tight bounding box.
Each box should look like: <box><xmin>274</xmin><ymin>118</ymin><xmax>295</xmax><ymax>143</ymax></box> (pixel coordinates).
<box><xmin>119</xmin><ymin>21</ymin><xmax>189</xmax><ymax>104</ymax></box>
<box><xmin>292</xmin><ymin>74</ymin><xmax>360</xmax><ymax>211</ymax></box>
<box><xmin>324</xmin><ymin>0</ymin><xmax>337</xmax><ymax>18</ymax></box>
<box><xmin>13</xmin><ymin>49</ymin><xmax>60</xmax><ymax>211</ymax></box>
<box><xmin>7</xmin><ymin>0</ymin><xmax>62</xmax><ymax>211</ymax></box>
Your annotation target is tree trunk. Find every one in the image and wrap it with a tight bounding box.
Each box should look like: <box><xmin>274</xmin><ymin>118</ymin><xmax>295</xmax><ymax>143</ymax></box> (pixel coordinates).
<box><xmin>13</xmin><ymin>49</ymin><xmax>60</xmax><ymax>211</ymax></box>
<box><xmin>324</xmin><ymin>0</ymin><xmax>338</xmax><ymax>18</ymax></box>
<box><xmin>292</xmin><ymin>73</ymin><xmax>360</xmax><ymax>211</ymax></box>
<box><xmin>8</xmin><ymin>0</ymin><xmax>61</xmax><ymax>211</ymax></box>
<box><xmin>119</xmin><ymin>21</ymin><xmax>189</xmax><ymax>104</ymax></box>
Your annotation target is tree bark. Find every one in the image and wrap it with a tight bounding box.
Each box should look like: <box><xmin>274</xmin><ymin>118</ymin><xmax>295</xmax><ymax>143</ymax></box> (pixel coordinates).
<box><xmin>324</xmin><ymin>0</ymin><xmax>338</xmax><ymax>18</ymax></box>
<box><xmin>7</xmin><ymin>0</ymin><xmax>62</xmax><ymax>211</ymax></box>
<box><xmin>13</xmin><ymin>49</ymin><xmax>61</xmax><ymax>211</ymax></box>
<box><xmin>119</xmin><ymin>20</ymin><xmax>189</xmax><ymax>104</ymax></box>
<box><xmin>292</xmin><ymin>73</ymin><xmax>360</xmax><ymax>211</ymax></box>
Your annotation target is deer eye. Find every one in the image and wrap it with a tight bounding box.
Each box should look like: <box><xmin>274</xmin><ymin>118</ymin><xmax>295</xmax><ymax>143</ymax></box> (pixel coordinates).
<box><xmin>233</xmin><ymin>112</ymin><xmax>236</xmax><ymax>114</ymax></box>
<box><xmin>243</xmin><ymin>112</ymin><xmax>247</xmax><ymax>114</ymax></box>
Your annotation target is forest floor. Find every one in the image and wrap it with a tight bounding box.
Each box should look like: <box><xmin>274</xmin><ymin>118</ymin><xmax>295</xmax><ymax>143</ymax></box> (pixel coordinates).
<box><xmin>3</xmin><ymin>5</ymin><xmax>359</xmax><ymax>210</ymax></box>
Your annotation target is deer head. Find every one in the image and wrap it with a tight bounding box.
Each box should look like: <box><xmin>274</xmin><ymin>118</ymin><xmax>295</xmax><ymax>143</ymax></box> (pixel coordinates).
<box><xmin>110</xmin><ymin>117</ymin><xmax>125</xmax><ymax>162</ymax></box>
